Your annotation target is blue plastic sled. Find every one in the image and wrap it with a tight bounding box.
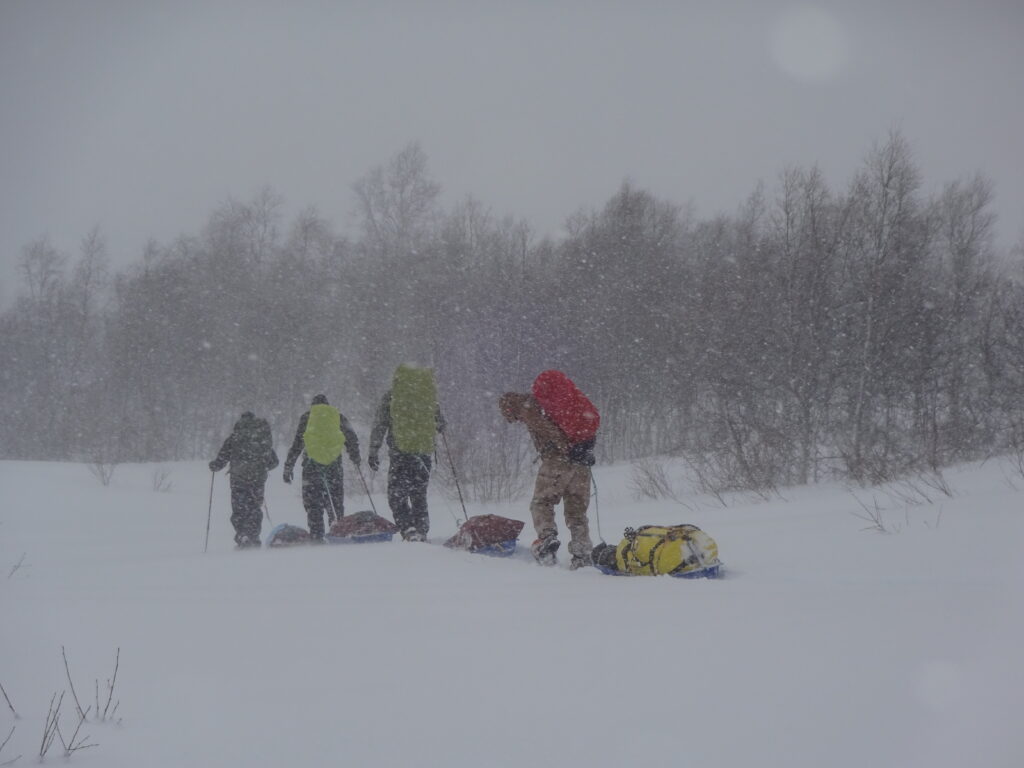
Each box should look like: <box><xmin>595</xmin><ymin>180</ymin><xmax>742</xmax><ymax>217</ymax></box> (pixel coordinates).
<box><xmin>596</xmin><ymin>563</ymin><xmax>723</xmax><ymax>579</ymax></box>
<box><xmin>326</xmin><ymin>532</ymin><xmax>394</xmax><ymax>544</ymax></box>
<box><xmin>472</xmin><ymin>540</ymin><xmax>518</xmax><ymax>557</ymax></box>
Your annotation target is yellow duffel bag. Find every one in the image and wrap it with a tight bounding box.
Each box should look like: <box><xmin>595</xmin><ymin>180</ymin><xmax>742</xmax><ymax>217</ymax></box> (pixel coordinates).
<box><xmin>599</xmin><ymin>524</ymin><xmax>722</xmax><ymax>578</ymax></box>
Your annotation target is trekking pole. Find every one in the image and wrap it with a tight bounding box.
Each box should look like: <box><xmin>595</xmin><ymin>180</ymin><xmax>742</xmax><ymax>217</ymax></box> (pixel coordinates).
<box><xmin>354</xmin><ymin>462</ymin><xmax>378</xmax><ymax>515</ymax></box>
<box><xmin>204</xmin><ymin>471</ymin><xmax>215</xmax><ymax>553</ymax></box>
<box><xmin>591</xmin><ymin>471</ymin><xmax>605</xmax><ymax>544</ymax></box>
<box><xmin>440</xmin><ymin>431</ymin><xmax>469</xmax><ymax>522</ymax></box>
<box><xmin>263</xmin><ymin>499</ymin><xmax>273</xmax><ymax>525</ymax></box>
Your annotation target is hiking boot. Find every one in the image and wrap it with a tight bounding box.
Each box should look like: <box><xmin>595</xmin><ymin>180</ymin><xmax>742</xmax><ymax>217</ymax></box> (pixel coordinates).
<box><xmin>569</xmin><ymin>553</ymin><xmax>592</xmax><ymax>570</ymax></box>
<box><xmin>531</xmin><ymin>536</ymin><xmax>560</xmax><ymax>566</ymax></box>
<box><xmin>402</xmin><ymin>527</ymin><xmax>426</xmax><ymax>542</ymax></box>
<box><xmin>591</xmin><ymin>542</ymin><xmax>618</xmax><ymax>571</ymax></box>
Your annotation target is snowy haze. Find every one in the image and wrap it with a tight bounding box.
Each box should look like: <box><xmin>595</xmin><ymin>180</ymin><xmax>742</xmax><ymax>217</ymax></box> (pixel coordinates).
<box><xmin>2</xmin><ymin>0</ymin><xmax>1023</xmax><ymax>303</ymax></box>
<box><xmin>2</xmin><ymin>457</ymin><xmax>1022</xmax><ymax>766</ymax></box>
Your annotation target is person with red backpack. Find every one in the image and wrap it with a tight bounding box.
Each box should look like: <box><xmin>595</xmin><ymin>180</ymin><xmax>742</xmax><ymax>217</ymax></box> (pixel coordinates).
<box><xmin>282</xmin><ymin>394</ymin><xmax>361</xmax><ymax>542</ymax></box>
<box><xmin>498</xmin><ymin>371</ymin><xmax>599</xmax><ymax>569</ymax></box>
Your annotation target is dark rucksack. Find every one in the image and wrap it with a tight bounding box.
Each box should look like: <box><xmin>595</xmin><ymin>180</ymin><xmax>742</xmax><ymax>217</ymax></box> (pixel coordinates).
<box><xmin>231</xmin><ymin>414</ymin><xmax>277</xmax><ymax>478</ymax></box>
<box><xmin>267</xmin><ymin>523</ymin><xmax>311</xmax><ymax>547</ymax></box>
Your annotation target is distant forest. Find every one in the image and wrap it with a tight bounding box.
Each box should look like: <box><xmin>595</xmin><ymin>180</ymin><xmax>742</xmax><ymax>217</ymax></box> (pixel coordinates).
<box><xmin>3</xmin><ymin>133</ymin><xmax>1023</xmax><ymax>497</ymax></box>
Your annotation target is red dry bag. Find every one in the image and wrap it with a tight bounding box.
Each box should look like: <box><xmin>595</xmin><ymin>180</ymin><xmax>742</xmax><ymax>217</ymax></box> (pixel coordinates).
<box><xmin>531</xmin><ymin>370</ymin><xmax>600</xmax><ymax>444</ymax></box>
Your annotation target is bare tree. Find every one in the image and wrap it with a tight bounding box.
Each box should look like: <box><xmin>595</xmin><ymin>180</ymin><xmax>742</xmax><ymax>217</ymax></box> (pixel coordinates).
<box><xmin>353</xmin><ymin>142</ymin><xmax>441</xmax><ymax>260</ymax></box>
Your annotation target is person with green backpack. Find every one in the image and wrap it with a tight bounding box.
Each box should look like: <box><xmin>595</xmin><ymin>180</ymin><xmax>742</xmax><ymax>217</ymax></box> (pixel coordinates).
<box><xmin>282</xmin><ymin>394</ymin><xmax>361</xmax><ymax>542</ymax></box>
<box><xmin>368</xmin><ymin>364</ymin><xmax>446</xmax><ymax>542</ymax></box>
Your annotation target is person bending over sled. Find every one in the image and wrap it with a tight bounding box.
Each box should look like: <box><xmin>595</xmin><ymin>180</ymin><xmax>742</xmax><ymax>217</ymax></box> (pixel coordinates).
<box><xmin>283</xmin><ymin>394</ymin><xmax>361</xmax><ymax>542</ymax></box>
<box><xmin>368</xmin><ymin>364</ymin><xmax>446</xmax><ymax>542</ymax></box>
<box><xmin>499</xmin><ymin>371</ymin><xmax>599</xmax><ymax>569</ymax></box>
<box><xmin>209</xmin><ymin>411</ymin><xmax>279</xmax><ymax>548</ymax></box>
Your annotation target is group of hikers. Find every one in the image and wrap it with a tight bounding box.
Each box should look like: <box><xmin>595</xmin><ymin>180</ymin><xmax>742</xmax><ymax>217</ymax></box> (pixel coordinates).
<box><xmin>209</xmin><ymin>365</ymin><xmax>600</xmax><ymax>569</ymax></box>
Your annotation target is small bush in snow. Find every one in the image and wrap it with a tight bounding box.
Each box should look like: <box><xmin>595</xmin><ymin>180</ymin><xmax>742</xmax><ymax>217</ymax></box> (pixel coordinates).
<box><xmin>87</xmin><ymin>460</ymin><xmax>116</xmax><ymax>487</ymax></box>
<box><xmin>629</xmin><ymin>458</ymin><xmax>687</xmax><ymax>505</ymax></box>
<box><xmin>150</xmin><ymin>467</ymin><xmax>173</xmax><ymax>493</ymax></box>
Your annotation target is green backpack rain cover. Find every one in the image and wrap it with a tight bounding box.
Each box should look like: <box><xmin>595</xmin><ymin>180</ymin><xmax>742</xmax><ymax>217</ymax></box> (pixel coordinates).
<box><xmin>303</xmin><ymin>403</ymin><xmax>346</xmax><ymax>465</ymax></box>
<box><xmin>391</xmin><ymin>365</ymin><xmax>438</xmax><ymax>455</ymax></box>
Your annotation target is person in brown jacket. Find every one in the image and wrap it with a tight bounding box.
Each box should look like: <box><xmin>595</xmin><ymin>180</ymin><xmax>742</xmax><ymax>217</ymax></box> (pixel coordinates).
<box><xmin>499</xmin><ymin>392</ymin><xmax>594</xmax><ymax>569</ymax></box>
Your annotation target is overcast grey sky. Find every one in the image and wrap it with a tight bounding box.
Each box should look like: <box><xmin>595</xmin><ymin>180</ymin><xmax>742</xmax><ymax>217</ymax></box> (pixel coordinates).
<box><xmin>1</xmin><ymin>0</ymin><xmax>1022</xmax><ymax>304</ymax></box>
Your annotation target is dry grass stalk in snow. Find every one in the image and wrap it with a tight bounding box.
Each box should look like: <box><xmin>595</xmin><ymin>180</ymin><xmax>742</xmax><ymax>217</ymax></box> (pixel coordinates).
<box><xmin>94</xmin><ymin>648</ymin><xmax>120</xmax><ymax>723</ymax></box>
<box><xmin>6</xmin><ymin>554</ymin><xmax>27</xmax><ymax>580</ymax></box>
<box><xmin>150</xmin><ymin>467</ymin><xmax>173</xmax><ymax>493</ymax></box>
<box><xmin>58</xmin><ymin>707</ymin><xmax>97</xmax><ymax>757</ymax></box>
<box><xmin>61</xmin><ymin>647</ymin><xmax>87</xmax><ymax>722</ymax></box>
<box><xmin>38</xmin><ymin>691</ymin><xmax>63</xmax><ymax>759</ymax></box>
<box><xmin>848</xmin><ymin>491</ymin><xmax>897</xmax><ymax>534</ymax></box>
<box><xmin>629</xmin><ymin>458</ymin><xmax>695</xmax><ymax>510</ymax></box>
<box><xmin>0</xmin><ymin>682</ymin><xmax>16</xmax><ymax>718</ymax></box>
<box><xmin>0</xmin><ymin>724</ymin><xmax>20</xmax><ymax>766</ymax></box>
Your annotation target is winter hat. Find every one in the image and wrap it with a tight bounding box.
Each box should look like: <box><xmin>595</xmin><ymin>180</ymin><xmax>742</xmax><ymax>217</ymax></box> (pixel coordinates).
<box><xmin>312</xmin><ymin>394</ymin><xmax>329</xmax><ymax>405</ymax></box>
<box><xmin>498</xmin><ymin>392</ymin><xmax>525</xmax><ymax>422</ymax></box>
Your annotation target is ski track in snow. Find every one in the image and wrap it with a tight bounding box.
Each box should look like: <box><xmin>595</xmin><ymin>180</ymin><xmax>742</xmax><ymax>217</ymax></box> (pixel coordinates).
<box><xmin>1</xmin><ymin>458</ymin><xmax>1023</xmax><ymax>767</ymax></box>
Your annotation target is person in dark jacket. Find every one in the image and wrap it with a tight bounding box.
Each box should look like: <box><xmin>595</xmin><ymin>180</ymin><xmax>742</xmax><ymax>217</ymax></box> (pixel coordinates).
<box><xmin>282</xmin><ymin>394</ymin><xmax>361</xmax><ymax>542</ymax></box>
<box><xmin>368</xmin><ymin>365</ymin><xmax>445</xmax><ymax>542</ymax></box>
<box><xmin>209</xmin><ymin>411</ymin><xmax>279</xmax><ymax>548</ymax></box>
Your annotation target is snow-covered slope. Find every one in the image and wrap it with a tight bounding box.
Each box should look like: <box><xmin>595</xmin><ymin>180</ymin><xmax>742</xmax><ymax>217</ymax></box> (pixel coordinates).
<box><xmin>2</xmin><ymin>458</ymin><xmax>1022</xmax><ymax>767</ymax></box>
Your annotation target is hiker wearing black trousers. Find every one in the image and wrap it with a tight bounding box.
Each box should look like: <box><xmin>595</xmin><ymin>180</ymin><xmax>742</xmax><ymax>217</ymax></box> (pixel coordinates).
<box><xmin>368</xmin><ymin>378</ymin><xmax>445</xmax><ymax>542</ymax></box>
<box><xmin>283</xmin><ymin>395</ymin><xmax>361</xmax><ymax>541</ymax></box>
<box><xmin>209</xmin><ymin>411</ymin><xmax>279</xmax><ymax>548</ymax></box>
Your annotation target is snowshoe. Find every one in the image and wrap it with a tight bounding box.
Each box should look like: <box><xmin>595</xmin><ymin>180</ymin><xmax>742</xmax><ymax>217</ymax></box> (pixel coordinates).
<box><xmin>531</xmin><ymin>536</ymin><xmax>560</xmax><ymax>566</ymax></box>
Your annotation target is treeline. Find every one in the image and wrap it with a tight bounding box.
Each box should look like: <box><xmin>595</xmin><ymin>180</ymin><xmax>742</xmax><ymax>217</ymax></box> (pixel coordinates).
<box><xmin>3</xmin><ymin>135</ymin><xmax>1023</xmax><ymax>494</ymax></box>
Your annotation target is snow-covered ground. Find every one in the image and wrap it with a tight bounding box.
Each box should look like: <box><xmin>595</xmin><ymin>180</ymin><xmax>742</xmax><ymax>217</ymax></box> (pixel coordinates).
<box><xmin>2</xmin><ymin>457</ymin><xmax>1022</xmax><ymax>767</ymax></box>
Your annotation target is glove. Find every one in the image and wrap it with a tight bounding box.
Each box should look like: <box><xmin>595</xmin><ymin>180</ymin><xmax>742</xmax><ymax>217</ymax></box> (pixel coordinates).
<box><xmin>208</xmin><ymin>461</ymin><xmax>217</xmax><ymax>473</ymax></box>
<box><xmin>283</xmin><ymin>468</ymin><xmax>293</xmax><ymax>484</ymax></box>
<box><xmin>368</xmin><ymin>454</ymin><xmax>379</xmax><ymax>472</ymax></box>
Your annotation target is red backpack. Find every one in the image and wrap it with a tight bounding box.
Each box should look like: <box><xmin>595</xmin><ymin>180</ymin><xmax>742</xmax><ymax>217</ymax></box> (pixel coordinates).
<box><xmin>531</xmin><ymin>370</ymin><xmax>600</xmax><ymax>445</ymax></box>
